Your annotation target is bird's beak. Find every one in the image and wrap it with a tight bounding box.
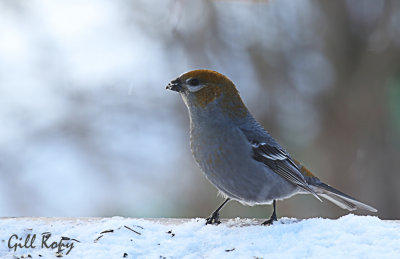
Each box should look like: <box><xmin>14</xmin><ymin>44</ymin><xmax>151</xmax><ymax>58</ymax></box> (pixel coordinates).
<box><xmin>166</xmin><ymin>78</ymin><xmax>183</xmax><ymax>92</ymax></box>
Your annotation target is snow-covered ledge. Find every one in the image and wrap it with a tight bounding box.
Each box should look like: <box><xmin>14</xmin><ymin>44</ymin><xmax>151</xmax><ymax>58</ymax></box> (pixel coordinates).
<box><xmin>0</xmin><ymin>215</ymin><xmax>399</xmax><ymax>258</ymax></box>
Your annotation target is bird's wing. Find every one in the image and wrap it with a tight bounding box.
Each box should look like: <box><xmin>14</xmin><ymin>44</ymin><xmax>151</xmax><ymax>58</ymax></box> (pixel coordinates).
<box><xmin>251</xmin><ymin>141</ymin><xmax>321</xmax><ymax>201</ymax></box>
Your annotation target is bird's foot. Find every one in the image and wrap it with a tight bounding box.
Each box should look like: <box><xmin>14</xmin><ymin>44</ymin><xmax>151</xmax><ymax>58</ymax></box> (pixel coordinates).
<box><xmin>262</xmin><ymin>214</ymin><xmax>277</xmax><ymax>226</ymax></box>
<box><xmin>205</xmin><ymin>211</ymin><xmax>221</xmax><ymax>225</ymax></box>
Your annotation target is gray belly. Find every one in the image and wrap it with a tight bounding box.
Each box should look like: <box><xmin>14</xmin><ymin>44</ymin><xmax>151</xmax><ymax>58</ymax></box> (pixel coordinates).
<box><xmin>191</xmin><ymin>128</ymin><xmax>298</xmax><ymax>204</ymax></box>
<box><xmin>201</xmin><ymin>156</ymin><xmax>298</xmax><ymax>204</ymax></box>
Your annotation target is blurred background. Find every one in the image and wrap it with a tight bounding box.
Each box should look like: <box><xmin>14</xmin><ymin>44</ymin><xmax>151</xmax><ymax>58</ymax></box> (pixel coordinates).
<box><xmin>0</xmin><ymin>0</ymin><xmax>399</xmax><ymax>219</ymax></box>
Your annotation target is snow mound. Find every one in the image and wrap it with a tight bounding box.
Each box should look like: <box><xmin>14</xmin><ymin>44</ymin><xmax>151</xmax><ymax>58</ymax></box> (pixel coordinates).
<box><xmin>0</xmin><ymin>215</ymin><xmax>398</xmax><ymax>258</ymax></box>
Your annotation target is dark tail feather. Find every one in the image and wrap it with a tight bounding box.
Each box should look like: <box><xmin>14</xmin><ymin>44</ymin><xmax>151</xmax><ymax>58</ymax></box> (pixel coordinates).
<box><xmin>311</xmin><ymin>182</ymin><xmax>377</xmax><ymax>212</ymax></box>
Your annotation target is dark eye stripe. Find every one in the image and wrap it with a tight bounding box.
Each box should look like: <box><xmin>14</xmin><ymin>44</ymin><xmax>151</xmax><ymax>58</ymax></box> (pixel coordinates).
<box><xmin>188</xmin><ymin>78</ymin><xmax>200</xmax><ymax>86</ymax></box>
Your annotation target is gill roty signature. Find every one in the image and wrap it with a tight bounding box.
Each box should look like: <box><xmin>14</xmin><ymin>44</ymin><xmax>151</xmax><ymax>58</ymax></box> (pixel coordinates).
<box><xmin>8</xmin><ymin>232</ymin><xmax>78</xmax><ymax>255</ymax></box>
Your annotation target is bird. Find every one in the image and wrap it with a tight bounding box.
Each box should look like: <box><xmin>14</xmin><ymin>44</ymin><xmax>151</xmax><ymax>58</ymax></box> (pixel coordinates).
<box><xmin>166</xmin><ymin>69</ymin><xmax>377</xmax><ymax>225</ymax></box>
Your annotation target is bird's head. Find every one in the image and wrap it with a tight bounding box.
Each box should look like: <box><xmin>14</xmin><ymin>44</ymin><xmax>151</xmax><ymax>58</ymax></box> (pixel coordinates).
<box><xmin>166</xmin><ymin>69</ymin><xmax>248</xmax><ymax>119</ymax></box>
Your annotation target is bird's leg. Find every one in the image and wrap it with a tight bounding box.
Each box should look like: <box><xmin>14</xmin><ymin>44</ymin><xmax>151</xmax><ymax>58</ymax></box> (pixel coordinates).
<box><xmin>205</xmin><ymin>198</ymin><xmax>230</xmax><ymax>225</ymax></box>
<box><xmin>262</xmin><ymin>200</ymin><xmax>277</xmax><ymax>225</ymax></box>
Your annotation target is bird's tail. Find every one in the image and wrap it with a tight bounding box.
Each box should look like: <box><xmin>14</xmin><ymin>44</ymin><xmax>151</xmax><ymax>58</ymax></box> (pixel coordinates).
<box><xmin>293</xmin><ymin>159</ymin><xmax>377</xmax><ymax>212</ymax></box>
<box><xmin>310</xmin><ymin>181</ymin><xmax>377</xmax><ymax>212</ymax></box>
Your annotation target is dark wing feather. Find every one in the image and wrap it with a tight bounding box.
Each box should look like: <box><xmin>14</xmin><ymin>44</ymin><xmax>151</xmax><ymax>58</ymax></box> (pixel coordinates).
<box><xmin>252</xmin><ymin>141</ymin><xmax>321</xmax><ymax>201</ymax></box>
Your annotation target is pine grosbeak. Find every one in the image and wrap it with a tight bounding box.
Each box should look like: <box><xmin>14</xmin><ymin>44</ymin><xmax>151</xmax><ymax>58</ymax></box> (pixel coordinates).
<box><xmin>166</xmin><ymin>69</ymin><xmax>377</xmax><ymax>225</ymax></box>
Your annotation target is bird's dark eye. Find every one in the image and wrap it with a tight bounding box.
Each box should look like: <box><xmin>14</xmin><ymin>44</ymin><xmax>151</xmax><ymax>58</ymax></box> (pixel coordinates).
<box><xmin>188</xmin><ymin>78</ymin><xmax>200</xmax><ymax>86</ymax></box>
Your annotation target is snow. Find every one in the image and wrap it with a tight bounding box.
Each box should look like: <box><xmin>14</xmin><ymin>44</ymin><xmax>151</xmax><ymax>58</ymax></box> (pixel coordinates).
<box><xmin>0</xmin><ymin>215</ymin><xmax>398</xmax><ymax>259</ymax></box>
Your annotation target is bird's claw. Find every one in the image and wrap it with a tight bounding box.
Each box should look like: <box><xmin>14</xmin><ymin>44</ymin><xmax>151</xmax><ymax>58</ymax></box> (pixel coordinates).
<box><xmin>262</xmin><ymin>213</ymin><xmax>277</xmax><ymax>226</ymax></box>
<box><xmin>205</xmin><ymin>212</ymin><xmax>221</xmax><ymax>225</ymax></box>
<box><xmin>261</xmin><ymin>218</ymin><xmax>275</xmax><ymax>226</ymax></box>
